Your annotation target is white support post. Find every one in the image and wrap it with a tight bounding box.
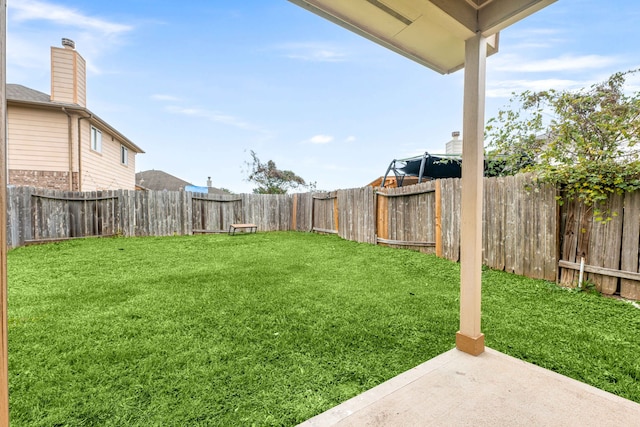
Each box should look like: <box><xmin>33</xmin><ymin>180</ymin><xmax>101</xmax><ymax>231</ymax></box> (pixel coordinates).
<box><xmin>456</xmin><ymin>33</ymin><xmax>486</xmax><ymax>356</ymax></box>
<box><xmin>0</xmin><ymin>0</ymin><xmax>8</xmax><ymax>421</ymax></box>
<box><xmin>0</xmin><ymin>3</ymin><xmax>7</xmax><ymax>420</ymax></box>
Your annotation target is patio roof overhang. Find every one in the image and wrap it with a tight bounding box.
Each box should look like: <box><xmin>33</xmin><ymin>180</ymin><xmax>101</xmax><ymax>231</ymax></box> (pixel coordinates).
<box><xmin>288</xmin><ymin>0</ymin><xmax>555</xmax><ymax>74</ymax></box>
<box><xmin>289</xmin><ymin>0</ymin><xmax>556</xmax><ymax>357</ymax></box>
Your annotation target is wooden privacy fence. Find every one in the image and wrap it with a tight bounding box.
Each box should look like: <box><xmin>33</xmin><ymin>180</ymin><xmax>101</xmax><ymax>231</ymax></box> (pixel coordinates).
<box><xmin>482</xmin><ymin>174</ymin><xmax>558</xmax><ymax>282</ymax></box>
<box><xmin>374</xmin><ymin>175</ymin><xmax>558</xmax><ymax>282</ymax></box>
<box><xmin>296</xmin><ymin>177</ymin><xmax>558</xmax><ymax>282</ymax></box>
<box><xmin>6</xmin><ymin>189</ymin><xmax>295</xmax><ymax>247</ymax></box>
<box><xmin>5</xmin><ymin>175</ymin><xmax>640</xmax><ymax>298</ymax></box>
<box><xmin>558</xmin><ymin>191</ymin><xmax>640</xmax><ymax>299</ymax></box>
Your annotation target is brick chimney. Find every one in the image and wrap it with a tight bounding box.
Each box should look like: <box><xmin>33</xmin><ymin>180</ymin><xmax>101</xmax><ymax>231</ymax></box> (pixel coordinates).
<box><xmin>51</xmin><ymin>38</ymin><xmax>87</xmax><ymax>107</ymax></box>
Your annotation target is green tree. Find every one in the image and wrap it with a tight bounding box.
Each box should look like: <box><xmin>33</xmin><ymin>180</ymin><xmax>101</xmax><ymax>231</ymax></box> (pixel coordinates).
<box><xmin>245</xmin><ymin>150</ymin><xmax>308</xmax><ymax>194</ymax></box>
<box><xmin>486</xmin><ymin>69</ymin><xmax>640</xmax><ymax>218</ymax></box>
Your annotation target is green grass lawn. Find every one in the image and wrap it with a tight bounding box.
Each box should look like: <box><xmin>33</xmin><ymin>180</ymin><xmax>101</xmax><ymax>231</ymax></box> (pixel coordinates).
<box><xmin>7</xmin><ymin>232</ymin><xmax>640</xmax><ymax>426</ymax></box>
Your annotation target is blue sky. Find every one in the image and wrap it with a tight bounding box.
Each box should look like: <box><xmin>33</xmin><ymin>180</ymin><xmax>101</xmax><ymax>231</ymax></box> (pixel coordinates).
<box><xmin>7</xmin><ymin>0</ymin><xmax>640</xmax><ymax>193</ymax></box>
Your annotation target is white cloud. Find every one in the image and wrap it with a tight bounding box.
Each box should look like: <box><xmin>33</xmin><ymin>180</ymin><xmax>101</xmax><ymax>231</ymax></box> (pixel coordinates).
<box><xmin>274</xmin><ymin>42</ymin><xmax>347</xmax><ymax>62</ymax></box>
<box><xmin>510</xmin><ymin>41</ymin><xmax>558</xmax><ymax>50</ymax></box>
<box><xmin>165</xmin><ymin>105</ymin><xmax>265</xmax><ymax>133</ymax></box>
<box><xmin>151</xmin><ymin>94</ymin><xmax>182</xmax><ymax>102</ymax></box>
<box><xmin>486</xmin><ymin>79</ymin><xmax>585</xmax><ymax>98</ymax></box>
<box><xmin>11</xmin><ymin>0</ymin><xmax>132</xmax><ymax>35</ymax></box>
<box><xmin>307</xmin><ymin>134</ymin><xmax>334</xmax><ymax>144</ymax></box>
<box><xmin>8</xmin><ymin>0</ymin><xmax>135</xmax><ymax>76</ymax></box>
<box><xmin>618</xmin><ymin>67</ymin><xmax>640</xmax><ymax>91</ymax></box>
<box><xmin>7</xmin><ymin>34</ymin><xmax>48</xmax><ymax>71</ymax></box>
<box><xmin>165</xmin><ymin>105</ymin><xmax>247</xmax><ymax>128</ymax></box>
<box><xmin>345</xmin><ymin>136</ymin><xmax>357</xmax><ymax>143</ymax></box>
<box><xmin>493</xmin><ymin>54</ymin><xmax>619</xmax><ymax>73</ymax></box>
<box><xmin>505</xmin><ymin>28</ymin><xmax>567</xmax><ymax>47</ymax></box>
<box><xmin>511</xmin><ymin>28</ymin><xmax>563</xmax><ymax>38</ymax></box>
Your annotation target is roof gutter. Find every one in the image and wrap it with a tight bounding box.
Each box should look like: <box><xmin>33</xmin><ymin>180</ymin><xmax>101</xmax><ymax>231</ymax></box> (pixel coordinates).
<box><xmin>61</xmin><ymin>107</ymin><xmax>74</xmax><ymax>191</ymax></box>
<box><xmin>77</xmin><ymin>113</ymin><xmax>93</xmax><ymax>192</ymax></box>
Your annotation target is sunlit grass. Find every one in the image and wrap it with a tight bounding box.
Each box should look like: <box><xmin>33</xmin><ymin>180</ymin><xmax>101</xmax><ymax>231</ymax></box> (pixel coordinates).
<box><xmin>7</xmin><ymin>232</ymin><xmax>640</xmax><ymax>426</ymax></box>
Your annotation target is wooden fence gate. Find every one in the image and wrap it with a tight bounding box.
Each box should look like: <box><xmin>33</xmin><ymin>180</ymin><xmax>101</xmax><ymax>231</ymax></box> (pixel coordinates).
<box><xmin>192</xmin><ymin>195</ymin><xmax>243</xmax><ymax>233</ymax></box>
<box><xmin>29</xmin><ymin>191</ymin><xmax>118</xmax><ymax>243</ymax></box>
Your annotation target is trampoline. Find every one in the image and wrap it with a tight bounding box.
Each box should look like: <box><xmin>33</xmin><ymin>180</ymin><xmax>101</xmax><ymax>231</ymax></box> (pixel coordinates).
<box><xmin>381</xmin><ymin>153</ymin><xmax>462</xmax><ymax>188</ymax></box>
<box><xmin>380</xmin><ymin>152</ymin><xmax>513</xmax><ymax>187</ymax></box>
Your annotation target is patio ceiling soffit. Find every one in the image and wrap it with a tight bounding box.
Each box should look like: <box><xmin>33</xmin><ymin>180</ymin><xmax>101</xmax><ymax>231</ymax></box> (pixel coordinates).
<box><xmin>288</xmin><ymin>0</ymin><xmax>556</xmax><ymax>74</ymax></box>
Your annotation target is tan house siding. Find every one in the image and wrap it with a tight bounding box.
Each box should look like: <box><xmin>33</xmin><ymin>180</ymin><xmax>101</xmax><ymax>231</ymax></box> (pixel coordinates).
<box><xmin>51</xmin><ymin>46</ymin><xmax>86</xmax><ymax>107</ymax></box>
<box><xmin>80</xmin><ymin>121</ymin><xmax>136</xmax><ymax>191</ymax></box>
<box><xmin>7</xmin><ymin>105</ymin><xmax>137</xmax><ymax>191</ymax></box>
<box><xmin>75</xmin><ymin>56</ymin><xmax>86</xmax><ymax>107</ymax></box>
<box><xmin>8</xmin><ymin>106</ymin><xmax>70</xmax><ymax>172</ymax></box>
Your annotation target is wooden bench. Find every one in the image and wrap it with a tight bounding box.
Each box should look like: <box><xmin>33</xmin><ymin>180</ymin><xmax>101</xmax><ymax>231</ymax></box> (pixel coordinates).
<box><xmin>229</xmin><ymin>223</ymin><xmax>257</xmax><ymax>235</ymax></box>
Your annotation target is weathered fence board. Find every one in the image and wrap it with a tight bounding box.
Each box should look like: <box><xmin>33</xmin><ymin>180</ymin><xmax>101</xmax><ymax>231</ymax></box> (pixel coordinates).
<box><xmin>620</xmin><ymin>191</ymin><xmax>640</xmax><ymax>299</ymax></box>
<box><xmin>192</xmin><ymin>195</ymin><xmax>243</xmax><ymax>233</ymax></box>
<box><xmin>338</xmin><ymin>187</ymin><xmax>375</xmax><ymax>244</ymax></box>
<box><xmin>6</xmin><ymin>187</ymin><xmax>31</xmax><ymax>247</ymax></box>
<box><xmin>119</xmin><ymin>190</ymin><xmax>135</xmax><ymax>237</ymax></box>
<box><xmin>243</xmin><ymin>194</ymin><xmax>292</xmax><ymax>232</ymax></box>
<box><xmin>483</xmin><ymin>177</ymin><xmax>506</xmax><ymax>271</ymax></box>
<box><xmin>439</xmin><ymin>178</ymin><xmax>461</xmax><ymax>262</ymax></box>
<box><xmin>586</xmin><ymin>194</ymin><xmax>624</xmax><ymax>294</ymax></box>
<box><xmin>559</xmin><ymin>198</ymin><xmax>582</xmax><ymax>287</ymax></box>
<box><xmin>377</xmin><ymin>182</ymin><xmax>436</xmax><ymax>252</ymax></box>
<box><xmin>292</xmin><ymin>192</ymin><xmax>313</xmax><ymax>232</ymax></box>
<box><xmin>312</xmin><ymin>192</ymin><xmax>337</xmax><ymax>234</ymax></box>
<box><xmin>559</xmin><ymin>193</ymin><xmax>627</xmax><ymax>294</ymax></box>
<box><xmin>438</xmin><ymin>175</ymin><xmax>557</xmax><ymax>281</ymax></box>
<box><xmin>376</xmin><ymin>190</ymin><xmax>389</xmax><ymax>242</ymax></box>
<box><xmin>516</xmin><ymin>176</ymin><xmax>556</xmax><ymax>281</ymax></box>
<box><xmin>26</xmin><ymin>190</ymin><xmax>119</xmax><ymax>243</ymax></box>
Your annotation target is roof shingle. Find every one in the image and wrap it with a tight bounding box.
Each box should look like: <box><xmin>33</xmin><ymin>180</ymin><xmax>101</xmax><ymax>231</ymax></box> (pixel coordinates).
<box><xmin>7</xmin><ymin>84</ymin><xmax>53</xmax><ymax>104</ymax></box>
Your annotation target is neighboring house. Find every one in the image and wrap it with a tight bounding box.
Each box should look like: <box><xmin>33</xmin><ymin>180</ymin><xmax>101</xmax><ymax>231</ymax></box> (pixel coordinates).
<box><xmin>7</xmin><ymin>38</ymin><xmax>144</xmax><ymax>191</ymax></box>
<box><xmin>136</xmin><ymin>170</ymin><xmax>229</xmax><ymax>195</ymax></box>
<box><xmin>136</xmin><ymin>170</ymin><xmax>192</xmax><ymax>192</ymax></box>
<box><xmin>445</xmin><ymin>131</ymin><xmax>462</xmax><ymax>155</ymax></box>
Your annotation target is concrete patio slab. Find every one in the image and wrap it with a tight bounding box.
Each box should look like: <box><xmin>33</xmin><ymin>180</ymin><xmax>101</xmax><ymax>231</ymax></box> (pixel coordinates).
<box><xmin>299</xmin><ymin>347</ymin><xmax>640</xmax><ymax>426</ymax></box>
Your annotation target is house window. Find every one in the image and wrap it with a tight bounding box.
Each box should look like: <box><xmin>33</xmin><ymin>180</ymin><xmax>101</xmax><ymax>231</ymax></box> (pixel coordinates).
<box><xmin>121</xmin><ymin>145</ymin><xmax>128</xmax><ymax>166</ymax></box>
<box><xmin>91</xmin><ymin>126</ymin><xmax>102</xmax><ymax>152</ymax></box>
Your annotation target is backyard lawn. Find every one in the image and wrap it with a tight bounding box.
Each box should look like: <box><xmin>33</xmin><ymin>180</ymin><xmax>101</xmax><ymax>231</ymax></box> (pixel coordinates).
<box><xmin>7</xmin><ymin>232</ymin><xmax>640</xmax><ymax>426</ymax></box>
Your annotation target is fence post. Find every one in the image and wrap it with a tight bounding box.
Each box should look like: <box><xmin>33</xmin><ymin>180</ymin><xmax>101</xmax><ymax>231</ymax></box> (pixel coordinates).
<box><xmin>376</xmin><ymin>191</ymin><xmax>388</xmax><ymax>244</ymax></box>
<box><xmin>333</xmin><ymin>195</ymin><xmax>339</xmax><ymax>233</ymax></box>
<box><xmin>435</xmin><ymin>179</ymin><xmax>442</xmax><ymax>257</ymax></box>
<box><xmin>310</xmin><ymin>194</ymin><xmax>315</xmax><ymax>232</ymax></box>
<box><xmin>292</xmin><ymin>194</ymin><xmax>298</xmax><ymax>231</ymax></box>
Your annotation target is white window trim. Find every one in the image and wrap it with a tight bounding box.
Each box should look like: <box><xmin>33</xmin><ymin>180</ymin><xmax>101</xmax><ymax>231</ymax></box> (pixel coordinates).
<box><xmin>91</xmin><ymin>126</ymin><xmax>102</xmax><ymax>153</ymax></box>
<box><xmin>121</xmin><ymin>145</ymin><xmax>129</xmax><ymax>166</ymax></box>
